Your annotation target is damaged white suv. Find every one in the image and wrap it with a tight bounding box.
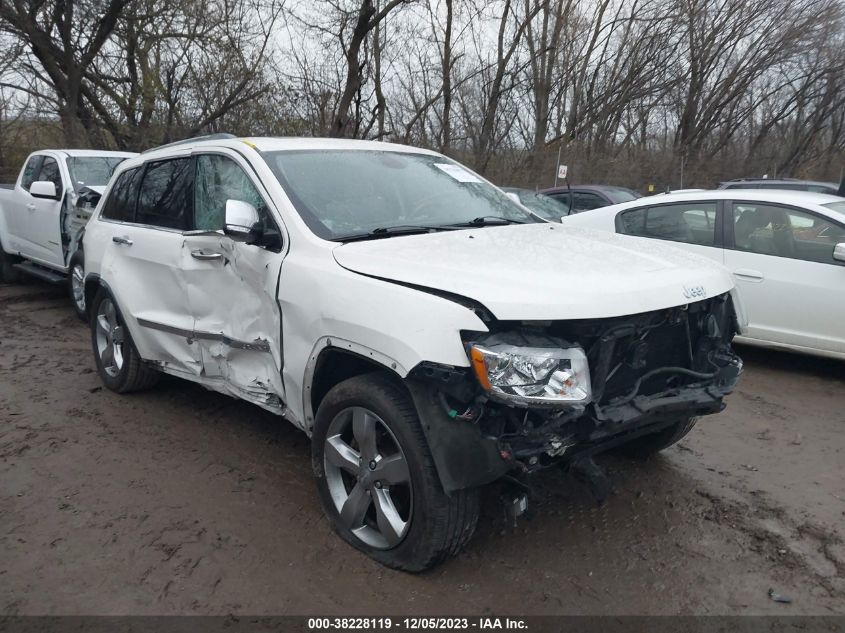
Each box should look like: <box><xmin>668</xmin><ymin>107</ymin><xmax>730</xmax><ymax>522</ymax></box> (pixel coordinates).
<box><xmin>84</xmin><ymin>136</ymin><xmax>744</xmax><ymax>571</ymax></box>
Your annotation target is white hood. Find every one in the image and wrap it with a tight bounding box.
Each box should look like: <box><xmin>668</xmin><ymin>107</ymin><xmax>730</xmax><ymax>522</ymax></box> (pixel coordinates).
<box><xmin>332</xmin><ymin>223</ymin><xmax>735</xmax><ymax>320</ymax></box>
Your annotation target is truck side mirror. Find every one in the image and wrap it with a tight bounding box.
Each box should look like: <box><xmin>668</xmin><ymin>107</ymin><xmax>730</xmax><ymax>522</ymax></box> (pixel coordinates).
<box><xmin>30</xmin><ymin>180</ymin><xmax>58</xmax><ymax>200</ymax></box>
<box><xmin>224</xmin><ymin>199</ymin><xmax>263</xmax><ymax>245</ymax></box>
<box><xmin>834</xmin><ymin>243</ymin><xmax>845</xmax><ymax>263</ymax></box>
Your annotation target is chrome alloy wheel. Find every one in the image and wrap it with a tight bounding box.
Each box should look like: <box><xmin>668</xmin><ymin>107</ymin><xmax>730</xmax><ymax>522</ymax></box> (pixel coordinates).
<box><xmin>323</xmin><ymin>406</ymin><xmax>413</xmax><ymax>549</ymax></box>
<box><xmin>95</xmin><ymin>298</ymin><xmax>125</xmax><ymax>378</ymax></box>
<box><xmin>71</xmin><ymin>263</ymin><xmax>85</xmax><ymax>313</ymax></box>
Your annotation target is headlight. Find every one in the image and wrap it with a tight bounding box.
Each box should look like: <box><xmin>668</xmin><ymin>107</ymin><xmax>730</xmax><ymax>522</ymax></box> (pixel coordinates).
<box><xmin>469</xmin><ymin>343</ymin><xmax>592</xmax><ymax>406</ymax></box>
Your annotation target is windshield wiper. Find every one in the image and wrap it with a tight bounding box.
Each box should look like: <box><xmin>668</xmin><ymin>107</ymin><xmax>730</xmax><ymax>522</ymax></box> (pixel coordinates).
<box><xmin>449</xmin><ymin>216</ymin><xmax>527</xmax><ymax>227</ymax></box>
<box><xmin>332</xmin><ymin>225</ymin><xmax>455</xmax><ymax>242</ymax></box>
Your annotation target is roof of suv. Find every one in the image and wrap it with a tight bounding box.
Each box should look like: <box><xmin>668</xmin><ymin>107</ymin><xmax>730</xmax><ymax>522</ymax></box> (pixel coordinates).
<box><xmin>719</xmin><ymin>178</ymin><xmax>836</xmax><ymax>187</ymax></box>
<box><xmin>718</xmin><ymin>178</ymin><xmax>840</xmax><ymax>195</ymax></box>
<box><xmin>137</xmin><ymin>137</ymin><xmax>439</xmax><ymax>162</ymax></box>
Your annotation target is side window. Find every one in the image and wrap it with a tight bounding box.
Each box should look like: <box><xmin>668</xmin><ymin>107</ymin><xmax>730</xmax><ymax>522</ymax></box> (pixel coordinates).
<box><xmin>20</xmin><ymin>156</ymin><xmax>43</xmax><ymax>191</ymax></box>
<box><xmin>621</xmin><ymin>203</ymin><xmax>717</xmax><ymax>246</ymax></box>
<box><xmin>101</xmin><ymin>168</ymin><xmax>142</xmax><ymax>222</ymax></box>
<box><xmin>572</xmin><ymin>192</ymin><xmax>605</xmax><ymax>211</ymax></box>
<box><xmin>548</xmin><ymin>192</ymin><xmax>572</xmax><ymax>212</ymax></box>
<box><xmin>194</xmin><ymin>155</ymin><xmax>270</xmax><ymax>231</ymax></box>
<box><xmin>136</xmin><ymin>158</ymin><xmax>193</xmax><ymax>230</ymax></box>
<box><xmin>37</xmin><ymin>157</ymin><xmax>63</xmax><ymax>193</ymax></box>
<box><xmin>620</xmin><ymin>207</ymin><xmax>646</xmax><ymax>234</ymax></box>
<box><xmin>732</xmin><ymin>203</ymin><xmax>845</xmax><ymax>264</ymax></box>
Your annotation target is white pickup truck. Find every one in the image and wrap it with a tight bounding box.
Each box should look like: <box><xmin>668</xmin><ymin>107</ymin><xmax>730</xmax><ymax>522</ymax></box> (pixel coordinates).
<box><xmin>0</xmin><ymin>149</ymin><xmax>136</xmax><ymax>318</ymax></box>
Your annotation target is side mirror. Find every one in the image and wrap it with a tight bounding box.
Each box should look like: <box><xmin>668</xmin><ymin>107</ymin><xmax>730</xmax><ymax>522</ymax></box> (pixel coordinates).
<box><xmin>224</xmin><ymin>199</ymin><xmax>263</xmax><ymax>244</ymax></box>
<box><xmin>834</xmin><ymin>243</ymin><xmax>845</xmax><ymax>263</ymax></box>
<box><xmin>30</xmin><ymin>180</ymin><xmax>58</xmax><ymax>200</ymax></box>
<box><xmin>504</xmin><ymin>192</ymin><xmax>521</xmax><ymax>204</ymax></box>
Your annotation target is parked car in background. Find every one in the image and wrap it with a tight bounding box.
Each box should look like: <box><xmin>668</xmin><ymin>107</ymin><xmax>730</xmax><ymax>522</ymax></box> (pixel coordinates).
<box><xmin>719</xmin><ymin>178</ymin><xmax>844</xmax><ymax>197</ymax></box>
<box><xmin>500</xmin><ymin>187</ymin><xmax>567</xmax><ymax>221</ymax></box>
<box><xmin>541</xmin><ymin>184</ymin><xmax>641</xmax><ymax>215</ymax></box>
<box><xmin>562</xmin><ymin>190</ymin><xmax>845</xmax><ymax>360</ymax></box>
<box><xmin>0</xmin><ymin>149</ymin><xmax>137</xmax><ymax>318</ymax></box>
<box><xmin>83</xmin><ymin>135</ymin><xmax>742</xmax><ymax>571</ymax></box>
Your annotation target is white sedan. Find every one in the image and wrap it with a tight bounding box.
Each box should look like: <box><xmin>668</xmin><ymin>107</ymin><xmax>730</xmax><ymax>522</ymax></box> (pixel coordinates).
<box><xmin>562</xmin><ymin>189</ymin><xmax>845</xmax><ymax>360</ymax></box>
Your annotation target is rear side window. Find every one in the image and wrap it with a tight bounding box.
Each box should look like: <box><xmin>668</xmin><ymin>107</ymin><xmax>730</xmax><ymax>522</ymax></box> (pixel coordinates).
<box><xmin>572</xmin><ymin>192</ymin><xmax>606</xmax><ymax>211</ymax></box>
<box><xmin>101</xmin><ymin>168</ymin><xmax>142</xmax><ymax>222</ymax></box>
<box><xmin>20</xmin><ymin>156</ymin><xmax>43</xmax><ymax>191</ymax></box>
<box><xmin>136</xmin><ymin>158</ymin><xmax>193</xmax><ymax>230</ymax></box>
<box><xmin>620</xmin><ymin>202</ymin><xmax>718</xmax><ymax>246</ymax></box>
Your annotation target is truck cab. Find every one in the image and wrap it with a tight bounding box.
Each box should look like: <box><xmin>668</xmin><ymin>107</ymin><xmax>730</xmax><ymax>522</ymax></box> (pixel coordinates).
<box><xmin>0</xmin><ymin>149</ymin><xmax>137</xmax><ymax>318</ymax></box>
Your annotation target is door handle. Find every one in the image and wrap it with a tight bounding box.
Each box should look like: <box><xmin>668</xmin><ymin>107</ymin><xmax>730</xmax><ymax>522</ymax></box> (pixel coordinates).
<box><xmin>734</xmin><ymin>268</ymin><xmax>764</xmax><ymax>282</ymax></box>
<box><xmin>191</xmin><ymin>249</ymin><xmax>223</xmax><ymax>261</ymax></box>
<box><xmin>26</xmin><ymin>203</ymin><xmax>35</xmax><ymax>211</ymax></box>
<box><xmin>112</xmin><ymin>236</ymin><xmax>133</xmax><ymax>246</ymax></box>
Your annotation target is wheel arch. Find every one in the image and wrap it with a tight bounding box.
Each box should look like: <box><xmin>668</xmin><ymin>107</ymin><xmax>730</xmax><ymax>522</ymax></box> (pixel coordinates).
<box><xmin>305</xmin><ymin>340</ymin><xmax>407</xmax><ymax>433</ymax></box>
<box><xmin>83</xmin><ymin>273</ymin><xmax>104</xmax><ymax>317</ymax></box>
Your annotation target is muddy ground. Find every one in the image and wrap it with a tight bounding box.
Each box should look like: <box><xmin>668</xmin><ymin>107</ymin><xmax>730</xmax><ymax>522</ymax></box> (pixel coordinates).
<box><xmin>1</xmin><ymin>280</ymin><xmax>843</xmax><ymax>616</ymax></box>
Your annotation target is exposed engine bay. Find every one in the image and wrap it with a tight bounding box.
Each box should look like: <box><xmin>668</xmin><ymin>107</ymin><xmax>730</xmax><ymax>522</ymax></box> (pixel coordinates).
<box><xmin>410</xmin><ymin>293</ymin><xmax>742</xmax><ymax>481</ymax></box>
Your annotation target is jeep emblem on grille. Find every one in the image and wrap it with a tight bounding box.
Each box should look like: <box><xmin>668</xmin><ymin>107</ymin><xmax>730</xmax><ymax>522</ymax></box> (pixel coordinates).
<box><xmin>683</xmin><ymin>285</ymin><xmax>706</xmax><ymax>299</ymax></box>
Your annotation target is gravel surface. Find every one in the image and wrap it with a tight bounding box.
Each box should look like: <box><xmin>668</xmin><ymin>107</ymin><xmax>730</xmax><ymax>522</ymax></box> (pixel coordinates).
<box><xmin>1</xmin><ymin>280</ymin><xmax>843</xmax><ymax>615</ymax></box>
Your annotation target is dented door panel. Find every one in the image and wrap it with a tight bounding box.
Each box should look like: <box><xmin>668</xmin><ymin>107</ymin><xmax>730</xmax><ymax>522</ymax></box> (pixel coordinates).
<box><xmin>180</xmin><ymin>233</ymin><xmax>285</xmax><ymax>412</ymax></box>
<box><xmin>101</xmin><ymin>225</ymin><xmax>202</xmax><ymax>374</ymax></box>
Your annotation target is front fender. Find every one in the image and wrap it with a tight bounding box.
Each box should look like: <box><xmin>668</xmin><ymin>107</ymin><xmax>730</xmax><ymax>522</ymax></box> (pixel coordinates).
<box><xmin>279</xmin><ymin>252</ymin><xmax>489</xmax><ymax>431</ymax></box>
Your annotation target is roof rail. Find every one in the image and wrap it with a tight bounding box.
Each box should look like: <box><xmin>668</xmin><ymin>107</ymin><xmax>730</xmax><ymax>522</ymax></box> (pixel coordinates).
<box><xmin>726</xmin><ymin>176</ymin><xmax>800</xmax><ymax>183</ymax></box>
<box><xmin>142</xmin><ymin>133</ymin><xmax>237</xmax><ymax>154</ymax></box>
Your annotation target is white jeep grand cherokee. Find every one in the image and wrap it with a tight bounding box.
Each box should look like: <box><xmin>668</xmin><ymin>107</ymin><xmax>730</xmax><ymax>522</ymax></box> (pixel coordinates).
<box><xmin>83</xmin><ymin>135</ymin><xmax>744</xmax><ymax>571</ymax></box>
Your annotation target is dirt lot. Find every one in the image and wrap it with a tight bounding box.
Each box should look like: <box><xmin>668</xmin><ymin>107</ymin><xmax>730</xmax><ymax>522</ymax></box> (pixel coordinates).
<box><xmin>1</xmin><ymin>280</ymin><xmax>844</xmax><ymax>616</ymax></box>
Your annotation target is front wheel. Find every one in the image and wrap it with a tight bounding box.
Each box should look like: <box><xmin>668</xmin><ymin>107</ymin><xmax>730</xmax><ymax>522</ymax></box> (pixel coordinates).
<box><xmin>613</xmin><ymin>416</ymin><xmax>699</xmax><ymax>459</ymax></box>
<box><xmin>68</xmin><ymin>250</ymin><xmax>86</xmax><ymax>321</ymax></box>
<box><xmin>90</xmin><ymin>288</ymin><xmax>159</xmax><ymax>393</ymax></box>
<box><xmin>312</xmin><ymin>373</ymin><xmax>479</xmax><ymax>572</ymax></box>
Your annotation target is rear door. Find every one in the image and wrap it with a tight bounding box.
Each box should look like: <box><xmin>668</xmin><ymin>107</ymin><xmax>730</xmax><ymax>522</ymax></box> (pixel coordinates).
<box><xmin>181</xmin><ymin>151</ymin><xmax>286</xmax><ymax>409</ymax></box>
<box><xmin>724</xmin><ymin>201</ymin><xmax>845</xmax><ymax>354</ymax></box>
<box><xmin>99</xmin><ymin>157</ymin><xmax>202</xmax><ymax>374</ymax></box>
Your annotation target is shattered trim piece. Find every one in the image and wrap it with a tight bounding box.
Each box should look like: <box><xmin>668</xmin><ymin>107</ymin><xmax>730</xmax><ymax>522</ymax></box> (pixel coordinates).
<box><xmin>136</xmin><ymin>318</ymin><xmax>271</xmax><ymax>352</ymax></box>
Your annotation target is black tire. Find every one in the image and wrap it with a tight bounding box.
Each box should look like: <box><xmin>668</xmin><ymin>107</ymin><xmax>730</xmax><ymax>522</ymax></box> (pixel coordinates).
<box><xmin>89</xmin><ymin>288</ymin><xmax>159</xmax><ymax>393</ymax></box>
<box><xmin>312</xmin><ymin>372</ymin><xmax>479</xmax><ymax>572</ymax></box>
<box><xmin>613</xmin><ymin>416</ymin><xmax>699</xmax><ymax>459</ymax></box>
<box><xmin>68</xmin><ymin>250</ymin><xmax>87</xmax><ymax>321</ymax></box>
<box><xmin>0</xmin><ymin>240</ymin><xmax>21</xmax><ymax>284</ymax></box>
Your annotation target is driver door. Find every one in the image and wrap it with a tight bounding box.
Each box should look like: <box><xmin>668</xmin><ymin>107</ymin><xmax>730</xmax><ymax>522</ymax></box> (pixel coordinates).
<box><xmin>22</xmin><ymin>156</ymin><xmax>66</xmax><ymax>267</ymax></box>
<box><xmin>181</xmin><ymin>151</ymin><xmax>286</xmax><ymax>410</ymax></box>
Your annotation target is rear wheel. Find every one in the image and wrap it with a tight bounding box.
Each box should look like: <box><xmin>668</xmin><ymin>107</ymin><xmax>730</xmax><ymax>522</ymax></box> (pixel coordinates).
<box><xmin>68</xmin><ymin>250</ymin><xmax>86</xmax><ymax>321</ymax></box>
<box><xmin>90</xmin><ymin>288</ymin><xmax>159</xmax><ymax>393</ymax></box>
<box><xmin>613</xmin><ymin>416</ymin><xmax>698</xmax><ymax>459</ymax></box>
<box><xmin>312</xmin><ymin>373</ymin><xmax>479</xmax><ymax>572</ymax></box>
